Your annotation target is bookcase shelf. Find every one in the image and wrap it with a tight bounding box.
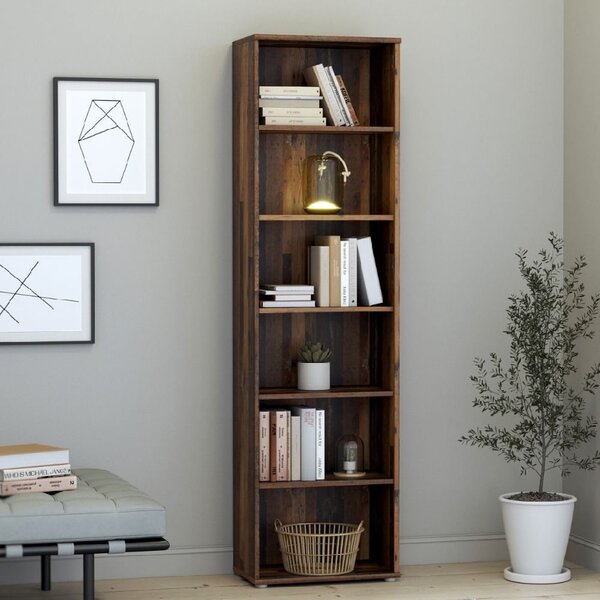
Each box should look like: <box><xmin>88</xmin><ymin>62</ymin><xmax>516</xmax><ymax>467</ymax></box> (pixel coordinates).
<box><xmin>233</xmin><ymin>33</ymin><xmax>400</xmax><ymax>587</ymax></box>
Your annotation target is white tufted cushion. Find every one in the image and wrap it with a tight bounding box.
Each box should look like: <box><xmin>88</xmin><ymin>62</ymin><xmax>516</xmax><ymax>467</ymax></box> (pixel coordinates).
<box><xmin>0</xmin><ymin>469</ymin><xmax>166</xmax><ymax>544</ymax></box>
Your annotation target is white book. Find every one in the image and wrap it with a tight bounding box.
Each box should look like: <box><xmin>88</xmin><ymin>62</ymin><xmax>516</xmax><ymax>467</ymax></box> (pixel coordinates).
<box><xmin>261</xmin><ymin>107</ymin><xmax>324</xmax><ymax>117</ymax></box>
<box><xmin>260</xmin><ymin>294</ymin><xmax>312</xmax><ymax>301</ymax></box>
<box><xmin>326</xmin><ymin>66</ymin><xmax>352</xmax><ymax>126</ymax></box>
<box><xmin>303</xmin><ymin>65</ymin><xmax>345</xmax><ymax>126</ymax></box>
<box><xmin>291</xmin><ymin>416</ymin><xmax>301</xmax><ymax>481</ymax></box>
<box><xmin>259</xmin><ymin>411</ymin><xmax>270</xmax><ymax>482</ymax></box>
<box><xmin>343</xmin><ymin>238</ymin><xmax>358</xmax><ymax>306</ymax></box>
<box><xmin>258</xmin><ymin>98</ymin><xmax>322</xmax><ymax>109</ymax></box>
<box><xmin>261</xmin><ymin>284</ymin><xmax>314</xmax><ymax>292</ymax></box>
<box><xmin>263</xmin><ymin>116</ymin><xmax>326</xmax><ymax>126</ymax></box>
<box><xmin>357</xmin><ymin>237</ymin><xmax>383</xmax><ymax>306</ymax></box>
<box><xmin>0</xmin><ymin>463</ymin><xmax>71</xmax><ymax>482</ymax></box>
<box><xmin>340</xmin><ymin>240</ymin><xmax>350</xmax><ymax>306</ymax></box>
<box><xmin>316</xmin><ymin>409</ymin><xmax>325</xmax><ymax>480</ymax></box>
<box><xmin>259</xmin><ymin>86</ymin><xmax>320</xmax><ymax>96</ymax></box>
<box><xmin>0</xmin><ymin>444</ymin><xmax>69</xmax><ymax>470</ymax></box>
<box><xmin>260</xmin><ymin>300</ymin><xmax>316</xmax><ymax>308</ymax></box>
<box><xmin>259</xmin><ymin>94</ymin><xmax>323</xmax><ymax>101</ymax></box>
<box><xmin>291</xmin><ymin>407</ymin><xmax>316</xmax><ymax>481</ymax></box>
<box><xmin>309</xmin><ymin>246</ymin><xmax>329</xmax><ymax>307</ymax></box>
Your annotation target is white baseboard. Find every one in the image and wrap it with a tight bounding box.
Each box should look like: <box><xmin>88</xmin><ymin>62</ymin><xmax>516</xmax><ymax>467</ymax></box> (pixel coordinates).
<box><xmin>0</xmin><ymin>534</ymin><xmax>511</xmax><ymax>586</ymax></box>
<box><xmin>568</xmin><ymin>535</ymin><xmax>600</xmax><ymax>571</ymax></box>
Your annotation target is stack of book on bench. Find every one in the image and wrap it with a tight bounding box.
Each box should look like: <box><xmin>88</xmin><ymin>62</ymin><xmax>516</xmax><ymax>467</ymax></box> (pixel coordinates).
<box><xmin>260</xmin><ymin>284</ymin><xmax>315</xmax><ymax>308</ymax></box>
<box><xmin>0</xmin><ymin>443</ymin><xmax>76</xmax><ymax>496</ymax></box>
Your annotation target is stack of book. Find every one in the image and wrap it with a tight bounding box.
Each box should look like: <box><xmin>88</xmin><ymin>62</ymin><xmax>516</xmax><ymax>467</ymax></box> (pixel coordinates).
<box><xmin>259</xmin><ymin>407</ymin><xmax>325</xmax><ymax>482</ymax></box>
<box><xmin>303</xmin><ymin>64</ymin><xmax>359</xmax><ymax>127</ymax></box>
<box><xmin>260</xmin><ymin>284</ymin><xmax>315</xmax><ymax>308</ymax></box>
<box><xmin>259</xmin><ymin>86</ymin><xmax>326</xmax><ymax>126</ymax></box>
<box><xmin>309</xmin><ymin>236</ymin><xmax>382</xmax><ymax>307</ymax></box>
<box><xmin>0</xmin><ymin>443</ymin><xmax>76</xmax><ymax>496</ymax></box>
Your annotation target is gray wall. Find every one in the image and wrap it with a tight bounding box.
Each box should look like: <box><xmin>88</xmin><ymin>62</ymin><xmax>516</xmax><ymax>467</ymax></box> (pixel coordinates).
<box><xmin>565</xmin><ymin>0</ymin><xmax>600</xmax><ymax>571</ymax></box>
<box><xmin>0</xmin><ymin>0</ymin><xmax>564</xmax><ymax>583</ymax></box>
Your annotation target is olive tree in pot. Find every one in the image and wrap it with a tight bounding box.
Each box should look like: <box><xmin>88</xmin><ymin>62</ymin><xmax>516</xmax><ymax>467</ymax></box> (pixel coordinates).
<box><xmin>460</xmin><ymin>233</ymin><xmax>600</xmax><ymax>584</ymax></box>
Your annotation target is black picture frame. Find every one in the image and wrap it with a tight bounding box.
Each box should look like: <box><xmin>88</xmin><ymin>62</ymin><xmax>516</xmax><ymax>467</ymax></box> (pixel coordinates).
<box><xmin>0</xmin><ymin>243</ymin><xmax>95</xmax><ymax>344</ymax></box>
<box><xmin>54</xmin><ymin>77</ymin><xmax>159</xmax><ymax>206</ymax></box>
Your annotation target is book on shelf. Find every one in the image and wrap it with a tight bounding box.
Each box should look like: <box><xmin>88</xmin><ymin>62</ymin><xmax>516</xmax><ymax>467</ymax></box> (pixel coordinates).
<box><xmin>261</xmin><ymin>284</ymin><xmax>314</xmax><ymax>293</ymax></box>
<box><xmin>261</xmin><ymin>107</ymin><xmax>323</xmax><ymax>118</ymax></box>
<box><xmin>290</xmin><ymin>415</ymin><xmax>301</xmax><ymax>481</ymax></box>
<box><xmin>258</xmin><ymin>97</ymin><xmax>322</xmax><ymax>109</ymax></box>
<box><xmin>357</xmin><ymin>236</ymin><xmax>383</xmax><ymax>306</ymax></box>
<box><xmin>0</xmin><ymin>444</ymin><xmax>69</xmax><ymax>470</ymax></box>
<box><xmin>291</xmin><ymin>407</ymin><xmax>317</xmax><ymax>481</ymax></box>
<box><xmin>326</xmin><ymin>66</ymin><xmax>352</xmax><ymax>126</ymax></box>
<box><xmin>342</xmin><ymin>238</ymin><xmax>358</xmax><ymax>306</ymax></box>
<box><xmin>314</xmin><ymin>236</ymin><xmax>341</xmax><ymax>307</ymax></box>
<box><xmin>259</xmin><ymin>86</ymin><xmax>320</xmax><ymax>96</ymax></box>
<box><xmin>303</xmin><ymin>64</ymin><xmax>345</xmax><ymax>126</ymax></box>
<box><xmin>270</xmin><ymin>410</ymin><xmax>289</xmax><ymax>481</ymax></box>
<box><xmin>259</xmin><ymin>94</ymin><xmax>323</xmax><ymax>101</ymax></box>
<box><xmin>262</xmin><ymin>116</ymin><xmax>326</xmax><ymax>126</ymax></box>
<box><xmin>260</xmin><ymin>292</ymin><xmax>312</xmax><ymax>301</ymax></box>
<box><xmin>259</xmin><ymin>411</ymin><xmax>270</xmax><ymax>482</ymax></box>
<box><xmin>0</xmin><ymin>474</ymin><xmax>77</xmax><ymax>496</ymax></box>
<box><xmin>309</xmin><ymin>245</ymin><xmax>330</xmax><ymax>307</ymax></box>
<box><xmin>340</xmin><ymin>240</ymin><xmax>350</xmax><ymax>307</ymax></box>
<box><xmin>260</xmin><ymin>300</ymin><xmax>316</xmax><ymax>308</ymax></box>
<box><xmin>315</xmin><ymin>409</ymin><xmax>325</xmax><ymax>480</ymax></box>
<box><xmin>0</xmin><ymin>463</ymin><xmax>71</xmax><ymax>482</ymax></box>
<box><xmin>336</xmin><ymin>74</ymin><xmax>360</xmax><ymax>126</ymax></box>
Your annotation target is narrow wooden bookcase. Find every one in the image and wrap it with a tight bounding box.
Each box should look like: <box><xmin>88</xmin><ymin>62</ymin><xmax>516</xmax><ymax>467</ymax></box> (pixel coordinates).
<box><xmin>233</xmin><ymin>34</ymin><xmax>400</xmax><ymax>587</ymax></box>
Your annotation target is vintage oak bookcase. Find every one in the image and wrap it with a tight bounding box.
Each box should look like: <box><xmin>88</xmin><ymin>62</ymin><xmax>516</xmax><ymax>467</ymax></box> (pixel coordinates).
<box><xmin>232</xmin><ymin>34</ymin><xmax>400</xmax><ymax>586</ymax></box>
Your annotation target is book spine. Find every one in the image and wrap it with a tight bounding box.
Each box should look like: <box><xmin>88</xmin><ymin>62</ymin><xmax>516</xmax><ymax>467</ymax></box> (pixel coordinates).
<box><xmin>293</xmin><ymin>408</ymin><xmax>316</xmax><ymax>481</ymax></box>
<box><xmin>340</xmin><ymin>240</ymin><xmax>350</xmax><ymax>306</ymax></box>
<box><xmin>269</xmin><ymin>412</ymin><xmax>277</xmax><ymax>481</ymax></box>
<box><xmin>327</xmin><ymin>66</ymin><xmax>352</xmax><ymax>126</ymax></box>
<box><xmin>259</xmin><ymin>411</ymin><xmax>270</xmax><ymax>482</ymax></box>
<box><xmin>310</xmin><ymin>245</ymin><xmax>330</xmax><ymax>307</ymax></box>
<box><xmin>344</xmin><ymin>238</ymin><xmax>358</xmax><ymax>306</ymax></box>
<box><xmin>262</xmin><ymin>294</ymin><xmax>312</xmax><ymax>301</ymax></box>
<box><xmin>0</xmin><ymin>463</ymin><xmax>71</xmax><ymax>482</ymax></box>
<box><xmin>260</xmin><ymin>300</ymin><xmax>316</xmax><ymax>308</ymax></box>
<box><xmin>336</xmin><ymin>74</ymin><xmax>360</xmax><ymax>126</ymax></box>
<box><xmin>258</xmin><ymin>98</ymin><xmax>322</xmax><ymax>109</ymax></box>
<box><xmin>291</xmin><ymin>415</ymin><xmax>301</xmax><ymax>481</ymax></box>
<box><xmin>357</xmin><ymin>237</ymin><xmax>384</xmax><ymax>306</ymax></box>
<box><xmin>316</xmin><ymin>409</ymin><xmax>325</xmax><ymax>480</ymax></box>
<box><xmin>276</xmin><ymin>410</ymin><xmax>289</xmax><ymax>481</ymax></box>
<box><xmin>261</xmin><ymin>107</ymin><xmax>324</xmax><ymax>117</ymax></box>
<box><xmin>259</xmin><ymin>86</ymin><xmax>320</xmax><ymax>96</ymax></box>
<box><xmin>0</xmin><ymin>475</ymin><xmax>77</xmax><ymax>496</ymax></box>
<box><xmin>317</xmin><ymin>65</ymin><xmax>345</xmax><ymax>126</ymax></box>
<box><xmin>263</xmin><ymin>116</ymin><xmax>326</xmax><ymax>126</ymax></box>
<box><xmin>304</xmin><ymin>65</ymin><xmax>344</xmax><ymax>126</ymax></box>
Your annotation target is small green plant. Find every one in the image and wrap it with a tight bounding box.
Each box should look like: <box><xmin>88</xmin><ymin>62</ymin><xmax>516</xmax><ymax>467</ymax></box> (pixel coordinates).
<box><xmin>460</xmin><ymin>233</ymin><xmax>600</xmax><ymax>494</ymax></box>
<box><xmin>298</xmin><ymin>342</ymin><xmax>332</xmax><ymax>363</ymax></box>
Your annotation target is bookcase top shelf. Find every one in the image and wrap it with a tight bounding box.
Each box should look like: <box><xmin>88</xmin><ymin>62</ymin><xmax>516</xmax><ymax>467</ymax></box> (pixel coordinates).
<box><xmin>259</xmin><ymin>125</ymin><xmax>396</xmax><ymax>134</ymax></box>
<box><xmin>235</xmin><ymin>33</ymin><xmax>402</xmax><ymax>48</ymax></box>
<box><xmin>259</xmin><ymin>306</ymin><xmax>394</xmax><ymax>314</ymax></box>
<box><xmin>259</xmin><ymin>386</ymin><xmax>394</xmax><ymax>400</ymax></box>
<box><xmin>258</xmin><ymin>214</ymin><xmax>395</xmax><ymax>221</ymax></box>
<box><xmin>260</xmin><ymin>473</ymin><xmax>393</xmax><ymax>490</ymax></box>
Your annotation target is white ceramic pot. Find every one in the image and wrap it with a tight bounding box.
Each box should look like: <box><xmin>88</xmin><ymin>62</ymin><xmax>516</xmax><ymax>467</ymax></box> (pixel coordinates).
<box><xmin>297</xmin><ymin>362</ymin><xmax>330</xmax><ymax>390</ymax></box>
<box><xmin>499</xmin><ymin>492</ymin><xmax>576</xmax><ymax>584</ymax></box>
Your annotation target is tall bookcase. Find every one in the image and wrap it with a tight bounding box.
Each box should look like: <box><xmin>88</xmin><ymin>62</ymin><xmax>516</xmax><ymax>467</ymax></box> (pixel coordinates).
<box><xmin>232</xmin><ymin>34</ymin><xmax>400</xmax><ymax>587</ymax></box>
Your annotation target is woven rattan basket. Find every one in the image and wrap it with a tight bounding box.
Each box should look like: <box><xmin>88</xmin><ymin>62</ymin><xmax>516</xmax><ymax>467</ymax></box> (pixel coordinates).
<box><xmin>274</xmin><ymin>520</ymin><xmax>364</xmax><ymax>576</ymax></box>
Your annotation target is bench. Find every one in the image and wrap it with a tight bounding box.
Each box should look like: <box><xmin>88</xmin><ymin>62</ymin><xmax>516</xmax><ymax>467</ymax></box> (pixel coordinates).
<box><xmin>0</xmin><ymin>469</ymin><xmax>168</xmax><ymax>599</ymax></box>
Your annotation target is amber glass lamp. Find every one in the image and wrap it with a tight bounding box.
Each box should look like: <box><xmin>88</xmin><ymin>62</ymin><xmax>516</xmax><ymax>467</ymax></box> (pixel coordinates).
<box><xmin>334</xmin><ymin>433</ymin><xmax>366</xmax><ymax>478</ymax></box>
<box><xmin>303</xmin><ymin>150</ymin><xmax>351</xmax><ymax>214</ymax></box>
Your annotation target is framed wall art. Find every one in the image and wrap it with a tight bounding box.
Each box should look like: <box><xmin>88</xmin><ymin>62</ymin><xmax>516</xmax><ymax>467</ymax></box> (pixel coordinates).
<box><xmin>54</xmin><ymin>77</ymin><xmax>158</xmax><ymax>206</ymax></box>
<box><xmin>0</xmin><ymin>244</ymin><xmax>95</xmax><ymax>344</ymax></box>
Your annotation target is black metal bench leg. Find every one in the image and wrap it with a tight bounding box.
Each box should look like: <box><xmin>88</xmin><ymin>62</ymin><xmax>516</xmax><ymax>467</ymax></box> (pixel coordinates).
<box><xmin>41</xmin><ymin>555</ymin><xmax>51</xmax><ymax>591</ymax></box>
<box><xmin>83</xmin><ymin>553</ymin><xmax>95</xmax><ymax>600</ymax></box>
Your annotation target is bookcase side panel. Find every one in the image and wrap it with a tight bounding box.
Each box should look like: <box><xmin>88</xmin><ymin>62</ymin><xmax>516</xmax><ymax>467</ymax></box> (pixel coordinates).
<box><xmin>233</xmin><ymin>37</ymin><xmax>260</xmax><ymax>582</ymax></box>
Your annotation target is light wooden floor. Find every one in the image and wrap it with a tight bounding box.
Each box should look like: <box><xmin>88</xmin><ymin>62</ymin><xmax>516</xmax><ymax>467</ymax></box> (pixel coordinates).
<box><xmin>0</xmin><ymin>561</ymin><xmax>598</xmax><ymax>599</ymax></box>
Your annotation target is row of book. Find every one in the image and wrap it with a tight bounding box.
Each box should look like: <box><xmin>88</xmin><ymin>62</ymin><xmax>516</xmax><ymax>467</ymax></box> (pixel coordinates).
<box><xmin>259</xmin><ymin>85</ymin><xmax>325</xmax><ymax>126</ymax></box>
<box><xmin>260</xmin><ymin>284</ymin><xmax>315</xmax><ymax>308</ymax></box>
<box><xmin>310</xmin><ymin>236</ymin><xmax>383</xmax><ymax>307</ymax></box>
<box><xmin>259</xmin><ymin>408</ymin><xmax>325</xmax><ymax>482</ymax></box>
<box><xmin>0</xmin><ymin>443</ymin><xmax>76</xmax><ymax>496</ymax></box>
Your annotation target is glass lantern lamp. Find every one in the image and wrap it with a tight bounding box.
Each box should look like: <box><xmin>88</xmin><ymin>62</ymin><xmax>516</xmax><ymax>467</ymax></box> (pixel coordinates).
<box><xmin>334</xmin><ymin>433</ymin><xmax>366</xmax><ymax>478</ymax></box>
<box><xmin>303</xmin><ymin>150</ymin><xmax>351</xmax><ymax>214</ymax></box>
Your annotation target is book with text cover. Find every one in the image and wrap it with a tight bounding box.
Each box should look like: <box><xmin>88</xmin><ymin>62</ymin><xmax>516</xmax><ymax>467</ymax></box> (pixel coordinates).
<box><xmin>316</xmin><ymin>409</ymin><xmax>325</xmax><ymax>480</ymax></box>
<box><xmin>336</xmin><ymin>74</ymin><xmax>360</xmax><ymax>126</ymax></box>
<box><xmin>0</xmin><ymin>474</ymin><xmax>77</xmax><ymax>496</ymax></box>
<box><xmin>258</xmin><ymin>97</ymin><xmax>322</xmax><ymax>109</ymax></box>
<box><xmin>357</xmin><ymin>237</ymin><xmax>383</xmax><ymax>306</ymax></box>
<box><xmin>291</xmin><ymin>407</ymin><xmax>316</xmax><ymax>481</ymax></box>
<box><xmin>0</xmin><ymin>463</ymin><xmax>71</xmax><ymax>482</ymax></box>
<box><xmin>303</xmin><ymin>64</ymin><xmax>345</xmax><ymax>126</ymax></box>
<box><xmin>259</xmin><ymin>411</ymin><xmax>270</xmax><ymax>482</ymax></box>
<box><xmin>342</xmin><ymin>238</ymin><xmax>358</xmax><ymax>306</ymax></box>
<box><xmin>309</xmin><ymin>245</ymin><xmax>330</xmax><ymax>307</ymax></box>
<box><xmin>314</xmin><ymin>236</ymin><xmax>341</xmax><ymax>307</ymax></box>
<box><xmin>260</xmin><ymin>300</ymin><xmax>315</xmax><ymax>308</ymax></box>
<box><xmin>291</xmin><ymin>415</ymin><xmax>301</xmax><ymax>481</ymax></box>
<box><xmin>261</xmin><ymin>107</ymin><xmax>323</xmax><ymax>118</ymax></box>
<box><xmin>340</xmin><ymin>240</ymin><xmax>350</xmax><ymax>306</ymax></box>
<box><xmin>259</xmin><ymin>86</ymin><xmax>320</xmax><ymax>96</ymax></box>
<box><xmin>269</xmin><ymin>410</ymin><xmax>289</xmax><ymax>481</ymax></box>
<box><xmin>0</xmin><ymin>444</ymin><xmax>69</xmax><ymax>470</ymax></box>
<box><xmin>326</xmin><ymin>66</ymin><xmax>352</xmax><ymax>126</ymax></box>
<box><xmin>262</xmin><ymin>116</ymin><xmax>326</xmax><ymax>126</ymax></box>
<box><xmin>261</xmin><ymin>284</ymin><xmax>314</xmax><ymax>293</ymax></box>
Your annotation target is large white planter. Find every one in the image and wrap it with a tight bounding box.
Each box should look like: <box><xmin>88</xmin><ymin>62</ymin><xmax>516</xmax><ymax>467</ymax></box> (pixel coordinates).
<box><xmin>297</xmin><ymin>362</ymin><xmax>330</xmax><ymax>390</ymax></box>
<box><xmin>500</xmin><ymin>492</ymin><xmax>576</xmax><ymax>584</ymax></box>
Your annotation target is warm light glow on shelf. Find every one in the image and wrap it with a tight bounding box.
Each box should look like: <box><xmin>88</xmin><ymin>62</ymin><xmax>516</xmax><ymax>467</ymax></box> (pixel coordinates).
<box><xmin>304</xmin><ymin>199</ymin><xmax>342</xmax><ymax>214</ymax></box>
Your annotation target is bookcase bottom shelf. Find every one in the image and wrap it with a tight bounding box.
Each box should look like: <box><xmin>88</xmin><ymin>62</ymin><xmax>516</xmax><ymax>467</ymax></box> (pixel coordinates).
<box><xmin>248</xmin><ymin>562</ymin><xmax>400</xmax><ymax>586</ymax></box>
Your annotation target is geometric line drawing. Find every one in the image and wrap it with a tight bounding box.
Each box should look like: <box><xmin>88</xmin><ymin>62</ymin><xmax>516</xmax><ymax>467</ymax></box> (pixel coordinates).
<box><xmin>0</xmin><ymin>260</ymin><xmax>80</xmax><ymax>325</ymax></box>
<box><xmin>78</xmin><ymin>99</ymin><xmax>135</xmax><ymax>184</ymax></box>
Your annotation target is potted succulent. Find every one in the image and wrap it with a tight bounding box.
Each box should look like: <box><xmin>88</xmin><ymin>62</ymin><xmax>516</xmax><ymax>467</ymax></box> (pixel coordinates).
<box><xmin>297</xmin><ymin>342</ymin><xmax>332</xmax><ymax>391</ymax></box>
<box><xmin>460</xmin><ymin>233</ymin><xmax>600</xmax><ymax>584</ymax></box>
